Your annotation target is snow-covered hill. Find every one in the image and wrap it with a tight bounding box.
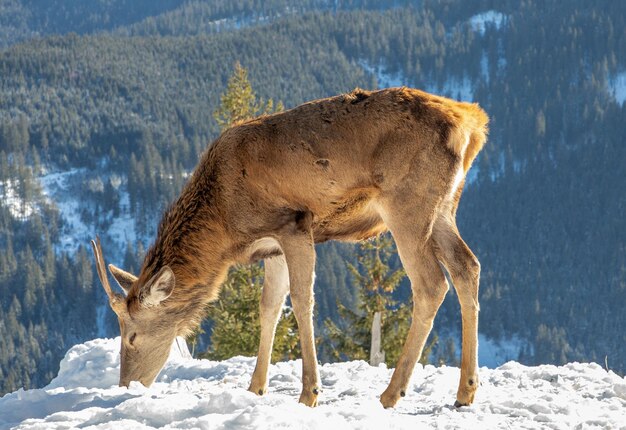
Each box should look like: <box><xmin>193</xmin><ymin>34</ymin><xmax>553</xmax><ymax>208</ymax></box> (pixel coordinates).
<box><xmin>39</xmin><ymin>168</ymin><xmax>142</xmax><ymax>260</ymax></box>
<box><xmin>1</xmin><ymin>339</ymin><xmax>624</xmax><ymax>429</ymax></box>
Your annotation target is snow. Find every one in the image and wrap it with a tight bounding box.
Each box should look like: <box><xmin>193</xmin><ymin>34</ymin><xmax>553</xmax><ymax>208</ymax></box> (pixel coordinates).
<box><xmin>39</xmin><ymin>168</ymin><xmax>93</xmax><ymax>254</ymax></box>
<box><xmin>469</xmin><ymin>11</ymin><xmax>506</xmax><ymax>35</ymax></box>
<box><xmin>609</xmin><ymin>71</ymin><xmax>626</xmax><ymax>105</ymax></box>
<box><xmin>359</xmin><ymin>60</ymin><xmax>408</xmax><ymax>88</ymax></box>
<box><xmin>0</xmin><ymin>179</ymin><xmax>38</xmax><ymax>220</ymax></box>
<box><xmin>359</xmin><ymin>59</ymin><xmax>475</xmax><ymax>103</ymax></box>
<box><xmin>39</xmin><ymin>168</ymin><xmax>141</xmax><ymax>259</ymax></box>
<box><xmin>436</xmin><ymin>332</ymin><xmax>526</xmax><ymax>369</ymax></box>
<box><xmin>106</xmin><ymin>189</ymin><xmax>138</xmax><ymax>247</ymax></box>
<box><xmin>424</xmin><ymin>76</ymin><xmax>474</xmax><ymax>102</ymax></box>
<box><xmin>2</xmin><ymin>338</ymin><xmax>625</xmax><ymax>430</ymax></box>
<box><xmin>478</xmin><ymin>334</ymin><xmax>526</xmax><ymax>368</ymax></box>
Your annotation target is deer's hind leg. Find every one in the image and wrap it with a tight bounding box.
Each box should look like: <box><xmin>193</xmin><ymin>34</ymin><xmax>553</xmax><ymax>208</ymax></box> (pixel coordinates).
<box><xmin>432</xmin><ymin>217</ymin><xmax>480</xmax><ymax>407</ymax></box>
<box><xmin>376</xmin><ymin>196</ymin><xmax>450</xmax><ymax>409</ymax></box>
<box><xmin>248</xmin><ymin>254</ymin><xmax>290</xmax><ymax>396</ymax></box>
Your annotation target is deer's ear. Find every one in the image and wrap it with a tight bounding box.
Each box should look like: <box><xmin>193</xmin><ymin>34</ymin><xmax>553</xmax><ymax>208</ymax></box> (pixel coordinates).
<box><xmin>140</xmin><ymin>266</ymin><xmax>175</xmax><ymax>307</ymax></box>
<box><xmin>108</xmin><ymin>264</ymin><xmax>137</xmax><ymax>295</ymax></box>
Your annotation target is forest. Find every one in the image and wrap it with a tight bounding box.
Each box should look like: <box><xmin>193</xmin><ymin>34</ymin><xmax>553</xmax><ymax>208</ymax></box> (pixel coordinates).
<box><xmin>0</xmin><ymin>0</ymin><xmax>624</xmax><ymax>395</ymax></box>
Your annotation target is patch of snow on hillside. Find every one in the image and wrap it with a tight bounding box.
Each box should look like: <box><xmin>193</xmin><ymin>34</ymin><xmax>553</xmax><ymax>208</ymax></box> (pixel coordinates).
<box><xmin>609</xmin><ymin>71</ymin><xmax>626</xmax><ymax>105</ymax></box>
<box><xmin>0</xmin><ymin>179</ymin><xmax>38</xmax><ymax>220</ymax></box>
<box><xmin>439</xmin><ymin>332</ymin><xmax>525</xmax><ymax>369</ymax></box>
<box><xmin>2</xmin><ymin>338</ymin><xmax>625</xmax><ymax>430</ymax></box>
<box><xmin>425</xmin><ymin>77</ymin><xmax>474</xmax><ymax>102</ymax></box>
<box><xmin>359</xmin><ymin>60</ymin><xmax>476</xmax><ymax>102</ymax></box>
<box><xmin>39</xmin><ymin>168</ymin><xmax>140</xmax><ymax>258</ymax></box>
<box><xmin>107</xmin><ymin>189</ymin><xmax>137</xmax><ymax>247</ymax></box>
<box><xmin>469</xmin><ymin>11</ymin><xmax>506</xmax><ymax>35</ymax></box>
<box><xmin>479</xmin><ymin>334</ymin><xmax>525</xmax><ymax>368</ymax></box>
<box><xmin>360</xmin><ymin>60</ymin><xmax>408</xmax><ymax>88</ymax></box>
<box><xmin>39</xmin><ymin>168</ymin><xmax>92</xmax><ymax>254</ymax></box>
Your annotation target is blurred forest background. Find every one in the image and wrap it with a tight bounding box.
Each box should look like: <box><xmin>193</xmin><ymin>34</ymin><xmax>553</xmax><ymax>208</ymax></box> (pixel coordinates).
<box><xmin>0</xmin><ymin>0</ymin><xmax>624</xmax><ymax>395</ymax></box>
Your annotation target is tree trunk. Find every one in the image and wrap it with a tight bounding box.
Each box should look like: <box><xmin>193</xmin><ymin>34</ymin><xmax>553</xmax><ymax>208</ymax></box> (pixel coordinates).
<box><xmin>370</xmin><ymin>311</ymin><xmax>385</xmax><ymax>366</ymax></box>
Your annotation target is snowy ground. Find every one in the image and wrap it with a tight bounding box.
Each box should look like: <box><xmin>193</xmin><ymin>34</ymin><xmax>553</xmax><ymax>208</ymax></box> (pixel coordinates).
<box><xmin>2</xmin><ymin>338</ymin><xmax>625</xmax><ymax>429</ymax></box>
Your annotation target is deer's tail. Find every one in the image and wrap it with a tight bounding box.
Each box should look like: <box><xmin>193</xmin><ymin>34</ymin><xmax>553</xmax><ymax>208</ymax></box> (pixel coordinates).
<box><xmin>447</xmin><ymin>102</ymin><xmax>489</xmax><ymax>174</ymax></box>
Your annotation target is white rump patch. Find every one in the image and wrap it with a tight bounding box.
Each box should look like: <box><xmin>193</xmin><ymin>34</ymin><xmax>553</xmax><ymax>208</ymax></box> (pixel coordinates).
<box><xmin>452</xmin><ymin>165</ymin><xmax>465</xmax><ymax>195</ymax></box>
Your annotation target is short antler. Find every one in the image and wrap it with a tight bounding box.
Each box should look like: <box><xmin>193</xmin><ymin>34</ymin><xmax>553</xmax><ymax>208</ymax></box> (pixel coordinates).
<box><xmin>91</xmin><ymin>236</ymin><xmax>127</xmax><ymax>315</ymax></box>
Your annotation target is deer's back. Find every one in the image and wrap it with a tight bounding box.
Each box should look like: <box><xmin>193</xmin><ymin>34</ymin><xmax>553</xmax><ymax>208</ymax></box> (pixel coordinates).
<box><xmin>208</xmin><ymin>87</ymin><xmax>487</xmax><ymax>243</ymax></box>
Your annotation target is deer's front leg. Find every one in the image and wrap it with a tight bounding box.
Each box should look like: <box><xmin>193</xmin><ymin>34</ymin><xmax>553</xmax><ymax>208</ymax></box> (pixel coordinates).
<box><xmin>277</xmin><ymin>218</ymin><xmax>319</xmax><ymax>407</ymax></box>
<box><xmin>249</xmin><ymin>255</ymin><xmax>289</xmax><ymax>396</ymax></box>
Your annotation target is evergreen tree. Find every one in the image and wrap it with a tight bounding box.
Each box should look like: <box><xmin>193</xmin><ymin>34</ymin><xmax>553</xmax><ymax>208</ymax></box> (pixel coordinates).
<box><xmin>201</xmin><ymin>264</ymin><xmax>299</xmax><ymax>361</ymax></box>
<box><xmin>324</xmin><ymin>235</ymin><xmax>437</xmax><ymax>366</ymax></box>
<box><xmin>199</xmin><ymin>62</ymin><xmax>295</xmax><ymax>360</ymax></box>
<box><xmin>213</xmin><ymin>62</ymin><xmax>283</xmax><ymax>129</ymax></box>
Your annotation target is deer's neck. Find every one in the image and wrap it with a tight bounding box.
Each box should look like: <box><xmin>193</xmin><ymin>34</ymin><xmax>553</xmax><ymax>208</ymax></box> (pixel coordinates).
<box><xmin>138</xmin><ymin>164</ymin><xmax>232</xmax><ymax>334</ymax></box>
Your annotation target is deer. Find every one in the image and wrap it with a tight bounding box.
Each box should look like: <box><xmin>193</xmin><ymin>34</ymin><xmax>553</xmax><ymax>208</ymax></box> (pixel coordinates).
<box><xmin>91</xmin><ymin>86</ymin><xmax>488</xmax><ymax>408</ymax></box>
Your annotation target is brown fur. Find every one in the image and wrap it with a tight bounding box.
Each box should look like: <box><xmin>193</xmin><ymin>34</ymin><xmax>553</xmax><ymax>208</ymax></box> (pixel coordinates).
<box><xmin>93</xmin><ymin>87</ymin><xmax>488</xmax><ymax>407</ymax></box>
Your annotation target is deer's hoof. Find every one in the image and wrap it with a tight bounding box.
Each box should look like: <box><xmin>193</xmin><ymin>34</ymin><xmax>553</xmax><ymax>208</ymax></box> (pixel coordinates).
<box><xmin>379</xmin><ymin>388</ymin><xmax>403</xmax><ymax>409</ymax></box>
<box><xmin>454</xmin><ymin>400</ymin><xmax>467</xmax><ymax>408</ymax></box>
<box><xmin>298</xmin><ymin>388</ymin><xmax>319</xmax><ymax>407</ymax></box>
<box><xmin>248</xmin><ymin>382</ymin><xmax>267</xmax><ymax>396</ymax></box>
<box><xmin>454</xmin><ymin>393</ymin><xmax>475</xmax><ymax>407</ymax></box>
<box><xmin>455</xmin><ymin>388</ymin><xmax>476</xmax><ymax>407</ymax></box>
<box><xmin>456</xmin><ymin>375</ymin><xmax>478</xmax><ymax>407</ymax></box>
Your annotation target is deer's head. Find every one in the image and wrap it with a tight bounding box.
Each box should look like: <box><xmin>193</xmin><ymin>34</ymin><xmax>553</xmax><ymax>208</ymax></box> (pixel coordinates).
<box><xmin>91</xmin><ymin>237</ymin><xmax>178</xmax><ymax>388</ymax></box>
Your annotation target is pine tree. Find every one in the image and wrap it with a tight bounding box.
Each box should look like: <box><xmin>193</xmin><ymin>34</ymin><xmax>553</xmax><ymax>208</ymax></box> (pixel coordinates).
<box><xmin>198</xmin><ymin>62</ymin><xmax>295</xmax><ymax>361</ymax></box>
<box><xmin>201</xmin><ymin>264</ymin><xmax>299</xmax><ymax>361</ymax></box>
<box><xmin>324</xmin><ymin>235</ymin><xmax>437</xmax><ymax>367</ymax></box>
<box><xmin>212</xmin><ymin>62</ymin><xmax>283</xmax><ymax>129</ymax></box>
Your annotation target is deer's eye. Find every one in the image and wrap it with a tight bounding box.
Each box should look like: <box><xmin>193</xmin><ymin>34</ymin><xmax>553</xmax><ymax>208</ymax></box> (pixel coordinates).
<box><xmin>129</xmin><ymin>333</ymin><xmax>137</xmax><ymax>345</ymax></box>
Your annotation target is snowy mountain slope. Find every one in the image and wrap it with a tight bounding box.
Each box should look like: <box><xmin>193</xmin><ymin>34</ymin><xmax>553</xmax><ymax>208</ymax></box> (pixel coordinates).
<box><xmin>39</xmin><ymin>168</ymin><xmax>141</xmax><ymax>260</ymax></box>
<box><xmin>1</xmin><ymin>338</ymin><xmax>624</xmax><ymax>430</ymax></box>
<box><xmin>39</xmin><ymin>168</ymin><xmax>93</xmax><ymax>254</ymax></box>
<box><xmin>0</xmin><ymin>179</ymin><xmax>39</xmax><ymax>220</ymax></box>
